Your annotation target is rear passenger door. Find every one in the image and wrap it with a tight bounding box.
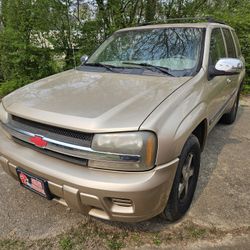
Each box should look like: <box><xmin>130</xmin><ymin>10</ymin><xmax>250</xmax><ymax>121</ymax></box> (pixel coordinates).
<box><xmin>221</xmin><ymin>28</ymin><xmax>240</xmax><ymax>98</ymax></box>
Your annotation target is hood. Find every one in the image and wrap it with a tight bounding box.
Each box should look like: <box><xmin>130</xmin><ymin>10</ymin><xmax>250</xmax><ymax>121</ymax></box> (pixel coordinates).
<box><xmin>3</xmin><ymin>69</ymin><xmax>191</xmax><ymax>133</ymax></box>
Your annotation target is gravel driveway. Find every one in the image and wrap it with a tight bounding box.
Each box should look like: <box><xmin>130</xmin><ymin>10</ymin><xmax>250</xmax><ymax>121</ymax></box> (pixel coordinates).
<box><xmin>0</xmin><ymin>97</ymin><xmax>249</xmax><ymax>249</ymax></box>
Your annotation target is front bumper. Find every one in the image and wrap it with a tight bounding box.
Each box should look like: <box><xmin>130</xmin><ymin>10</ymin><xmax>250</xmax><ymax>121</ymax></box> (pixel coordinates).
<box><xmin>0</xmin><ymin>126</ymin><xmax>178</xmax><ymax>222</ymax></box>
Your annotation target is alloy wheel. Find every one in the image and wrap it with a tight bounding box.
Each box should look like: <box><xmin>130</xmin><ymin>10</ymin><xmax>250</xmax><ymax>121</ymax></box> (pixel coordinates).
<box><xmin>178</xmin><ymin>153</ymin><xmax>194</xmax><ymax>201</ymax></box>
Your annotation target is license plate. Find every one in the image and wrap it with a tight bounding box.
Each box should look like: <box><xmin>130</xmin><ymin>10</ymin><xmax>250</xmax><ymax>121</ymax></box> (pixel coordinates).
<box><xmin>16</xmin><ymin>168</ymin><xmax>53</xmax><ymax>200</ymax></box>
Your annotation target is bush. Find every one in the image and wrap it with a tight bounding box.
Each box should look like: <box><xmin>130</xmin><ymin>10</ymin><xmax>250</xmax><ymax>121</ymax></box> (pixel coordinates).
<box><xmin>0</xmin><ymin>79</ymin><xmax>29</xmax><ymax>98</ymax></box>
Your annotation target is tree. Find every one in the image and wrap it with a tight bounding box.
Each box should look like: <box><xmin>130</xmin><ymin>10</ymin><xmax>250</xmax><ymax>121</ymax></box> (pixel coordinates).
<box><xmin>0</xmin><ymin>0</ymin><xmax>249</xmax><ymax>97</ymax></box>
<box><xmin>0</xmin><ymin>0</ymin><xmax>57</xmax><ymax>83</ymax></box>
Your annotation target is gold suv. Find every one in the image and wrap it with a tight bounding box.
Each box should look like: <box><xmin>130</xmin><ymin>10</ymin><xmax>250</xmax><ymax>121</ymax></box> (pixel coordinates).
<box><xmin>0</xmin><ymin>20</ymin><xmax>245</xmax><ymax>222</ymax></box>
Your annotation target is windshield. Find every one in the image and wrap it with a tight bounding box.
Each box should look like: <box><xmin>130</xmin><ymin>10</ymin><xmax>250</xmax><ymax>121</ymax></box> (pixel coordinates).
<box><xmin>87</xmin><ymin>27</ymin><xmax>204</xmax><ymax>77</ymax></box>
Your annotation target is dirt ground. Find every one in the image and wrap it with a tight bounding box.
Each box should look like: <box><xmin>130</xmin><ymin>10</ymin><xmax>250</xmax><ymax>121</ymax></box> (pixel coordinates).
<box><xmin>0</xmin><ymin>97</ymin><xmax>249</xmax><ymax>249</ymax></box>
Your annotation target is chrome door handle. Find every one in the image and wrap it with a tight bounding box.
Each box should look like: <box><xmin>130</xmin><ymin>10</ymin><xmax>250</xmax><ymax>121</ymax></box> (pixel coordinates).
<box><xmin>226</xmin><ymin>78</ymin><xmax>232</xmax><ymax>84</ymax></box>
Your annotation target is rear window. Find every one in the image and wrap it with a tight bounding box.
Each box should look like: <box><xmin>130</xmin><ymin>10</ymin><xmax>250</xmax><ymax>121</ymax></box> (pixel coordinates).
<box><xmin>222</xmin><ymin>29</ymin><xmax>237</xmax><ymax>58</ymax></box>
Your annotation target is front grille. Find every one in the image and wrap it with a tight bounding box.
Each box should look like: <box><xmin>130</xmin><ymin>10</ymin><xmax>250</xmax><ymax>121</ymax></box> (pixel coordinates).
<box><xmin>10</xmin><ymin>115</ymin><xmax>93</xmax><ymax>147</ymax></box>
<box><xmin>13</xmin><ymin>137</ymin><xmax>88</xmax><ymax>166</ymax></box>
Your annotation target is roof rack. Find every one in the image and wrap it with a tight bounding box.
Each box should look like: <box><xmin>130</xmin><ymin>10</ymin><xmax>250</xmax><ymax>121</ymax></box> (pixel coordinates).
<box><xmin>139</xmin><ymin>16</ymin><xmax>226</xmax><ymax>26</ymax></box>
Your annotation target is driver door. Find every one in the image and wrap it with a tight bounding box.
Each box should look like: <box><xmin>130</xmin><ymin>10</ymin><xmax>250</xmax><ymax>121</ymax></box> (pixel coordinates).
<box><xmin>206</xmin><ymin>28</ymin><xmax>228</xmax><ymax>126</ymax></box>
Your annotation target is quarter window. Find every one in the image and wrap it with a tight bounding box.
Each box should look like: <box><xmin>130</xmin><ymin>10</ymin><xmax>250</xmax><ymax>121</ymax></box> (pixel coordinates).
<box><xmin>209</xmin><ymin>28</ymin><xmax>226</xmax><ymax>65</ymax></box>
<box><xmin>222</xmin><ymin>29</ymin><xmax>237</xmax><ymax>58</ymax></box>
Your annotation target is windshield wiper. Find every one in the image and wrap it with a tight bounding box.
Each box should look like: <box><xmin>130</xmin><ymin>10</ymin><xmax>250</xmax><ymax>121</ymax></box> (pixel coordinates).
<box><xmin>122</xmin><ymin>62</ymin><xmax>174</xmax><ymax>76</ymax></box>
<box><xmin>84</xmin><ymin>62</ymin><xmax>116</xmax><ymax>72</ymax></box>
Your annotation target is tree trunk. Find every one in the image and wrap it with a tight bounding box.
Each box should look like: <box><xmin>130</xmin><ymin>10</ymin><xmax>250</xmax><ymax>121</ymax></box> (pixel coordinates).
<box><xmin>145</xmin><ymin>0</ymin><xmax>157</xmax><ymax>23</ymax></box>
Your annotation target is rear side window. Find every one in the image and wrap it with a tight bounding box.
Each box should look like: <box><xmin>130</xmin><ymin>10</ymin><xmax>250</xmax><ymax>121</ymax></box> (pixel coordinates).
<box><xmin>209</xmin><ymin>28</ymin><xmax>226</xmax><ymax>65</ymax></box>
<box><xmin>222</xmin><ymin>29</ymin><xmax>237</xmax><ymax>58</ymax></box>
<box><xmin>231</xmin><ymin>30</ymin><xmax>242</xmax><ymax>56</ymax></box>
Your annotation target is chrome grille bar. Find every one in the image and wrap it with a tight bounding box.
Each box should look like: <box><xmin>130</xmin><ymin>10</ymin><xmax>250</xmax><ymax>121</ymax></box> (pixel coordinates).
<box><xmin>1</xmin><ymin>123</ymin><xmax>141</xmax><ymax>164</ymax></box>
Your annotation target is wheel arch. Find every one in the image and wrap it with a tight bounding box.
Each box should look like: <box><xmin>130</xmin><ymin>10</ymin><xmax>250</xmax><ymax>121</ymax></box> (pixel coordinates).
<box><xmin>191</xmin><ymin>119</ymin><xmax>208</xmax><ymax>152</ymax></box>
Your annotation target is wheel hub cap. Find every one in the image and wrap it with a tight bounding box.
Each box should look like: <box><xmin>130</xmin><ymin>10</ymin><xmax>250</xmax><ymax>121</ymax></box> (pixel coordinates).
<box><xmin>178</xmin><ymin>153</ymin><xmax>194</xmax><ymax>200</ymax></box>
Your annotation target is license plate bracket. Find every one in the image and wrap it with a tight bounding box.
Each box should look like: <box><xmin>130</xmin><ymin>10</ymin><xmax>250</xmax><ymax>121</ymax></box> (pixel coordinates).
<box><xmin>16</xmin><ymin>168</ymin><xmax>53</xmax><ymax>200</ymax></box>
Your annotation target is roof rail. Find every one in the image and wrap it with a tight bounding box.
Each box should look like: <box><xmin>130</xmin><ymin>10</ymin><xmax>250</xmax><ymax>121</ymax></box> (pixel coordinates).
<box><xmin>138</xmin><ymin>16</ymin><xmax>226</xmax><ymax>26</ymax></box>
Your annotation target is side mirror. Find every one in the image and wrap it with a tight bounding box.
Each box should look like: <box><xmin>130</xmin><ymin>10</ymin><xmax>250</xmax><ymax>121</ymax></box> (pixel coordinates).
<box><xmin>80</xmin><ymin>55</ymin><xmax>89</xmax><ymax>65</ymax></box>
<box><xmin>215</xmin><ymin>58</ymin><xmax>243</xmax><ymax>73</ymax></box>
<box><xmin>208</xmin><ymin>58</ymin><xmax>243</xmax><ymax>79</ymax></box>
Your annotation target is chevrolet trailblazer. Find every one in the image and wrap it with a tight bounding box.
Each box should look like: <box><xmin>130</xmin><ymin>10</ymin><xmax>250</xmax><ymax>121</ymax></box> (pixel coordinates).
<box><xmin>0</xmin><ymin>19</ymin><xmax>245</xmax><ymax>222</ymax></box>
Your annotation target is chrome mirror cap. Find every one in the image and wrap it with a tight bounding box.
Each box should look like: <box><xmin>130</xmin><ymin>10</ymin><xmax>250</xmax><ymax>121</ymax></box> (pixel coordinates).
<box><xmin>80</xmin><ymin>55</ymin><xmax>89</xmax><ymax>64</ymax></box>
<box><xmin>215</xmin><ymin>58</ymin><xmax>243</xmax><ymax>74</ymax></box>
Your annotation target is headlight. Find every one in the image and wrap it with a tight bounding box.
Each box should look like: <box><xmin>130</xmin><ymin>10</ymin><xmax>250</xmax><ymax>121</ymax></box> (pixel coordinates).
<box><xmin>0</xmin><ymin>102</ymin><xmax>9</xmax><ymax>124</ymax></box>
<box><xmin>89</xmin><ymin>131</ymin><xmax>157</xmax><ymax>171</ymax></box>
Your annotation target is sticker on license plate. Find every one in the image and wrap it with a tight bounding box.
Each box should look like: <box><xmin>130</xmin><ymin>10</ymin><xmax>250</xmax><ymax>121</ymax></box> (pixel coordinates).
<box><xmin>16</xmin><ymin>168</ymin><xmax>53</xmax><ymax>200</ymax></box>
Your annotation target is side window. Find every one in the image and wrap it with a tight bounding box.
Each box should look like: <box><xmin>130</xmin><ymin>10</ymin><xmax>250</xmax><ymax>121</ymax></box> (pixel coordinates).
<box><xmin>209</xmin><ymin>28</ymin><xmax>226</xmax><ymax>66</ymax></box>
<box><xmin>222</xmin><ymin>28</ymin><xmax>237</xmax><ymax>58</ymax></box>
<box><xmin>231</xmin><ymin>30</ymin><xmax>242</xmax><ymax>56</ymax></box>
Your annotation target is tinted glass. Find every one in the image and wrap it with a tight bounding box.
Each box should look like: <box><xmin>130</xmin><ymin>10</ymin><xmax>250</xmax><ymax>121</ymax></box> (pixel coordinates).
<box><xmin>88</xmin><ymin>28</ymin><xmax>204</xmax><ymax>76</ymax></box>
<box><xmin>231</xmin><ymin>30</ymin><xmax>241</xmax><ymax>56</ymax></box>
<box><xmin>222</xmin><ymin>29</ymin><xmax>237</xmax><ymax>58</ymax></box>
<box><xmin>209</xmin><ymin>28</ymin><xmax>226</xmax><ymax>65</ymax></box>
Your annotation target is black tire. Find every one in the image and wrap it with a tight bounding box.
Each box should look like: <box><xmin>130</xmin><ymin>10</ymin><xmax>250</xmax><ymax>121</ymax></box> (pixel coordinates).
<box><xmin>220</xmin><ymin>91</ymin><xmax>240</xmax><ymax>125</ymax></box>
<box><xmin>161</xmin><ymin>134</ymin><xmax>200</xmax><ymax>222</ymax></box>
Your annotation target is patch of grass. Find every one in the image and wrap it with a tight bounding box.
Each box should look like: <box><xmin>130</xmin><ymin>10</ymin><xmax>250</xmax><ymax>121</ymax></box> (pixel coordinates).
<box><xmin>60</xmin><ymin>222</ymin><xmax>127</xmax><ymax>250</ymax></box>
<box><xmin>1</xmin><ymin>220</ymin><xmax>249</xmax><ymax>250</ymax></box>
<box><xmin>185</xmin><ymin>224</ymin><xmax>207</xmax><ymax>239</ymax></box>
<box><xmin>91</xmin><ymin>223</ymin><xmax>109</xmax><ymax>239</ymax></box>
<box><xmin>130</xmin><ymin>232</ymin><xmax>143</xmax><ymax>247</ymax></box>
<box><xmin>107</xmin><ymin>234</ymin><xmax>125</xmax><ymax>250</ymax></box>
<box><xmin>152</xmin><ymin>233</ymin><xmax>162</xmax><ymax>246</ymax></box>
<box><xmin>30</xmin><ymin>239</ymin><xmax>54</xmax><ymax>250</ymax></box>
<box><xmin>59</xmin><ymin>236</ymin><xmax>73</xmax><ymax>250</ymax></box>
<box><xmin>0</xmin><ymin>239</ymin><xmax>26</xmax><ymax>250</ymax></box>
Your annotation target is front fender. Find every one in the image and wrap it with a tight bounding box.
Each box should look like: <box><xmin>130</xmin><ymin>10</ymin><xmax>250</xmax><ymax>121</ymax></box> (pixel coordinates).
<box><xmin>173</xmin><ymin>102</ymin><xmax>208</xmax><ymax>157</ymax></box>
<box><xmin>148</xmin><ymin>101</ymin><xmax>208</xmax><ymax>166</ymax></box>
<box><xmin>140</xmin><ymin>70</ymin><xmax>207</xmax><ymax>165</ymax></box>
